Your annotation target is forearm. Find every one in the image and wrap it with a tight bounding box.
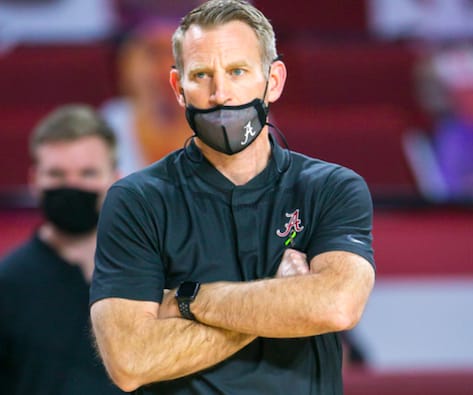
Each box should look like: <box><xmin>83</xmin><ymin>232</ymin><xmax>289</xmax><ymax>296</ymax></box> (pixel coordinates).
<box><xmin>191</xmin><ymin>252</ymin><xmax>374</xmax><ymax>338</ymax></box>
<box><xmin>91</xmin><ymin>300</ymin><xmax>255</xmax><ymax>392</ymax></box>
<box><xmin>193</xmin><ymin>276</ymin><xmax>333</xmax><ymax>338</ymax></box>
<box><xmin>124</xmin><ymin>318</ymin><xmax>255</xmax><ymax>385</ymax></box>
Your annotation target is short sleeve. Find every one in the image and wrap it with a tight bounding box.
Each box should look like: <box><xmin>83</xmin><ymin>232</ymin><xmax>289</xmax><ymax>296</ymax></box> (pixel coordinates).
<box><xmin>307</xmin><ymin>167</ymin><xmax>375</xmax><ymax>268</ymax></box>
<box><xmin>90</xmin><ymin>184</ymin><xmax>164</xmax><ymax>305</ymax></box>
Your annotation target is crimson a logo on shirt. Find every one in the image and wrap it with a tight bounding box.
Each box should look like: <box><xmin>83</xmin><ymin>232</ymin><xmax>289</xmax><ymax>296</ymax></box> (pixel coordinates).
<box><xmin>276</xmin><ymin>209</ymin><xmax>304</xmax><ymax>245</ymax></box>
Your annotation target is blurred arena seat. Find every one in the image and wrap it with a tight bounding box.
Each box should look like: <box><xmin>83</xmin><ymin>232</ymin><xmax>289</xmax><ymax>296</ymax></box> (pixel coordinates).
<box><xmin>0</xmin><ymin>43</ymin><xmax>116</xmax><ymax>108</ymax></box>
<box><xmin>0</xmin><ymin>43</ymin><xmax>117</xmax><ymax>197</ymax></box>
<box><xmin>344</xmin><ymin>369</ymin><xmax>473</xmax><ymax>395</ymax></box>
<box><xmin>0</xmin><ymin>209</ymin><xmax>41</xmax><ymax>257</ymax></box>
<box><xmin>272</xmin><ymin>104</ymin><xmax>419</xmax><ymax>202</ymax></box>
<box><xmin>255</xmin><ymin>0</ymin><xmax>368</xmax><ymax>38</ymax></box>
<box><xmin>277</xmin><ymin>40</ymin><xmax>418</xmax><ymax>112</ymax></box>
<box><xmin>0</xmin><ymin>106</ymin><xmax>52</xmax><ymax>189</ymax></box>
<box><xmin>373</xmin><ymin>207</ymin><xmax>473</xmax><ymax>276</ymax></box>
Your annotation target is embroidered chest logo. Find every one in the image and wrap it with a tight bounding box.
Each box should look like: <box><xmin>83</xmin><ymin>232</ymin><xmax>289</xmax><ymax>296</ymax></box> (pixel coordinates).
<box><xmin>276</xmin><ymin>209</ymin><xmax>304</xmax><ymax>245</ymax></box>
<box><xmin>241</xmin><ymin>121</ymin><xmax>255</xmax><ymax>145</ymax></box>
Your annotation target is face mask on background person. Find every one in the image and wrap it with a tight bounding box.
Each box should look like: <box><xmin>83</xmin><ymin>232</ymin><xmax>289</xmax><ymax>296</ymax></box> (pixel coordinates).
<box><xmin>40</xmin><ymin>187</ymin><xmax>100</xmax><ymax>235</ymax></box>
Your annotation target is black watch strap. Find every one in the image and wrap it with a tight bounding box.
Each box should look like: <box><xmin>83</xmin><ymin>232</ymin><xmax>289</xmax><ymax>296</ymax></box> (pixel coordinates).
<box><xmin>177</xmin><ymin>300</ymin><xmax>196</xmax><ymax>320</ymax></box>
<box><xmin>175</xmin><ymin>281</ymin><xmax>200</xmax><ymax>320</ymax></box>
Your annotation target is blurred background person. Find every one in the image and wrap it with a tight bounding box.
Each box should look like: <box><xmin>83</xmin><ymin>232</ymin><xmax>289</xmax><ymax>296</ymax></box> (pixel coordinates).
<box><xmin>0</xmin><ymin>104</ymin><xmax>125</xmax><ymax>395</ymax></box>
<box><xmin>101</xmin><ymin>18</ymin><xmax>193</xmax><ymax>175</ymax></box>
<box><xmin>407</xmin><ymin>42</ymin><xmax>473</xmax><ymax>202</ymax></box>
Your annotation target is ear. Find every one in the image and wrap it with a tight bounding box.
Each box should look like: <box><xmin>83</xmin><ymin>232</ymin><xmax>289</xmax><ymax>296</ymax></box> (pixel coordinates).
<box><xmin>266</xmin><ymin>60</ymin><xmax>287</xmax><ymax>104</ymax></box>
<box><xmin>170</xmin><ymin>68</ymin><xmax>186</xmax><ymax>107</ymax></box>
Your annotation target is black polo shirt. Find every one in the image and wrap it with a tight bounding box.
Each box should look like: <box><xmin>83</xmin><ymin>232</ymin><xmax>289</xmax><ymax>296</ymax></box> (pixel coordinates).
<box><xmin>0</xmin><ymin>236</ymin><xmax>125</xmax><ymax>395</ymax></box>
<box><xmin>91</xmin><ymin>135</ymin><xmax>374</xmax><ymax>395</ymax></box>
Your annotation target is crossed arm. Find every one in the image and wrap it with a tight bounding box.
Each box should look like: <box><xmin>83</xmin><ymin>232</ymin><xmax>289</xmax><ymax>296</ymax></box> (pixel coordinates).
<box><xmin>90</xmin><ymin>249</ymin><xmax>374</xmax><ymax>392</ymax></box>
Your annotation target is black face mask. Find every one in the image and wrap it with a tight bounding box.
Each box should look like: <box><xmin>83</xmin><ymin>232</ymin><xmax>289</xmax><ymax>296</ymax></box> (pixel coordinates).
<box><xmin>40</xmin><ymin>187</ymin><xmax>100</xmax><ymax>235</ymax></box>
<box><xmin>185</xmin><ymin>98</ymin><xmax>268</xmax><ymax>155</ymax></box>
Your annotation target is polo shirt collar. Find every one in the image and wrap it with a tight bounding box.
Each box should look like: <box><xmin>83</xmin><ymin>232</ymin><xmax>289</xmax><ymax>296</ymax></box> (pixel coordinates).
<box><xmin>184</xmin><ymin>133</ymin><xmax>290</xmax><ymax>191</ymax></box>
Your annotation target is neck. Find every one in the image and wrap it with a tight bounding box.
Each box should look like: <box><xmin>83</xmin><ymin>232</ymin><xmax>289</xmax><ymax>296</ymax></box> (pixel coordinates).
<box><xmin>197</xmin><ymin>129</ymin><xmax>271</xmax><ymax>186</ymax></box>
<box><xmin>38</xmin><ymin>223</ymin><xmax>97</xmax><ymax>283</ymax></box>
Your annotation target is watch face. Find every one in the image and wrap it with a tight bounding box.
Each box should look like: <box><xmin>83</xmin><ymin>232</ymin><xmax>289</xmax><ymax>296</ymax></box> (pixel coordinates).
<box><xmin>177</xmin><ymin>281</ymin><xmax>200</xmax><ymax>299</ymax></box>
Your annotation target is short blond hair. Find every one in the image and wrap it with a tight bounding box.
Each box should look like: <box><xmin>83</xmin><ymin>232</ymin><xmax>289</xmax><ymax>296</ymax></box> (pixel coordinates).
<box><xmin>172</xmin><ymin>0</ymin><xmax>277</xmax><ymax>76</ymax></box>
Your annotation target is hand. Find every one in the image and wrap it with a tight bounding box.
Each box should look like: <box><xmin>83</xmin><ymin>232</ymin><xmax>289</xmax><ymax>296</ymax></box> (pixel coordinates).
<box><xmin>158</xmin><ymin>289</ymin><xmax>181</xmax><ymax>319</ymax></box>
<box><xmin>276</xmin><ymin>248</ymin><xmax>309</xmax><ymax>278</ymax></box>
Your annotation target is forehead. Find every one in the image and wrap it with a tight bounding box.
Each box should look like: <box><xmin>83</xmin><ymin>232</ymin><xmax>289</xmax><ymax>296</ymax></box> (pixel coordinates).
<box><xmin>35</xmin><ymin>136</ymin><xmax>112</xmax><ymax>168</ymax></box>
<box><xmin>181</xmin><ymin>20</ymin><xmax>261</xmax><ymax>67</ymax></box>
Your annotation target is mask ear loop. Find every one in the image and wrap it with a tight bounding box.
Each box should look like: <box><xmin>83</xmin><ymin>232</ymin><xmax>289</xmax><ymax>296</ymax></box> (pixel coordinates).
<box><xmin>263</xmin><ymin>55</ymin><xmax>291</xmax><ymax>173</ymax></box>
<box><xmin>266</xmin><ymin>121</ymin><xmax>292</xmax><ymax>173</ymax></box>
<box><xmin>261</xmin><ymin>55</ymin><xmax>283</xmax><ymax>111</ymax></box>
<box><xmin>183</xmin><ymin>135</ymin><xmax>203</xmax><ymax>163</ymax></box>
<box><xmin>174</xmin><ymin>71</ymin><xmax>202</xmax><ymax>164</ymax></box>
<box><xmin>266</xmin><ymin>122</ymin><xmax>289</xmax><ymax>149</ymax></box>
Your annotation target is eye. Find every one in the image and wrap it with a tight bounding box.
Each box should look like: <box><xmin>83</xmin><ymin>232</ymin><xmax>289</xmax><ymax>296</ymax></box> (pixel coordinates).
<box><xmin>194</xmin><ymin>71</ymin><xmax>208</xmax><ymax>80</ymax></box>
<box><xmin>82</xmin><ymin>168</ymin><xmax>99</xmax><ymax>178</ymax></box>
<box><xmin>230</xmin><ymin>68</ymin><xmax>245</xmax><ymax>77</ymax></box>
<box><xmin>45</xmin><ymin>169</ymin><xmax>65</xmax><ymax>180</ymax></box>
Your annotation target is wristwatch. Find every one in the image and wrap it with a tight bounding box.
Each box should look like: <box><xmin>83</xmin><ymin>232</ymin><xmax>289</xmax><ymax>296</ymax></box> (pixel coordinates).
<box><xmin>175</xmin><ymin>281</ymin><xmax>201</xmax><ymax>320</ymax></box>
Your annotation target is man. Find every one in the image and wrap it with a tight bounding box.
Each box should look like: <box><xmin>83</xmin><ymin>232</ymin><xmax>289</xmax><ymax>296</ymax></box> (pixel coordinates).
<box><xmin>90</xmin><ymin>1</ymin><xmax>376</xmax><ymax>394</ymax></box>
<box><xmin>0</xmin><ymin>105</ymin><xmax>125</xmax><ymax>394</ymax></box>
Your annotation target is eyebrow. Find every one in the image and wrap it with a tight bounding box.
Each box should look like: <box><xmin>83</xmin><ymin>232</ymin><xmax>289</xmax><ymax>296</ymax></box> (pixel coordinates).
<box><xmin>187</xmin><ymin>60</ymin><xmax>251</xmax><ymax>75</ymax></box>
<box><xmin>226</xmin><ymin>61</ymin><xmax>250</xmax><ymax>69</ymax></box>
<box><xmin>187</xmin><ymin>65</ymin><xmax>210</xmax><ymax>76</ymax></box>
